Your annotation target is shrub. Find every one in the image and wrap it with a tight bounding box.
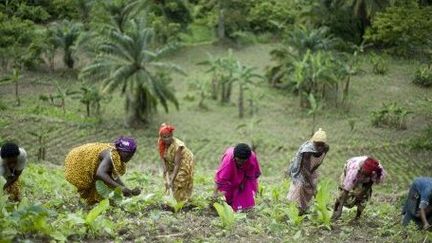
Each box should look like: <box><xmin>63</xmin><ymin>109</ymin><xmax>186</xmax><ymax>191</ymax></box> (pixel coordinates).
<box><xmin>409</xmin><ymin>126</ymin><xmax>432</xmax><ymax>150</ymax></box>
<box><xmin>370</xmin><ymin>103</ymin><xmax>411</xmax><ymax>129</ymax></box>
<box><xmin>413</xmin><ymin>65</ymin><xmax>432</xmax><ymax>87</ymax></box>
<box><xmin>0</xmin><ymin>13</ymin><xmax>35</xmax><ymax>48</ymax></box>
<box><xmin>247</xmin><ymin>0</ymin><xmax>296</xmax><ymax>33</ymax></box>
<box><xmin>371</xmin><ymin>54</ymin><xmax>388</xmax><ymax>75</ymax></box>
<box><xmin>364</xmin><ymin>5</ymin><xmax>432</xmax><ymax>57</ymax></box>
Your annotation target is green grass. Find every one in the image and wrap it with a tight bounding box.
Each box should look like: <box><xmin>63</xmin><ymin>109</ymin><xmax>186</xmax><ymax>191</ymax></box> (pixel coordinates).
<box><xmin>0</xmin><ymin>43</ymin><xmax>432</xmax><ymax>241</ymax></box>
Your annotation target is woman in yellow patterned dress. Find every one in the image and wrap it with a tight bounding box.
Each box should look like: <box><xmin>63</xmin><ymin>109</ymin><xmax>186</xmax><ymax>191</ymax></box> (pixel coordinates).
<box><xmin>64</xmin><ymin>137</ymin><xmax>141</xmax><ymax>204</ymax></box>
<box><xmin>158</xmin><ymin>123</ymin><xmax>194</xmax><ymax>202</ymax></box>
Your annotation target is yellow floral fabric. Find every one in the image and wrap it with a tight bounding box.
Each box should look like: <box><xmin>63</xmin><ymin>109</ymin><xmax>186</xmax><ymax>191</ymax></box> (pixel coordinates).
<box><xmin>4</xmin><ymin>179</ymin><xmax>21</xmax><ymax>202</ymax></box>
<box><xmin>163</xmin><ymin>137</ymin><xmax>194</xmax><ymax>202</ymax></box>
<box><xmin>64</xmin><ymin>143</ymin><xmax>126</xmax><ymax>204</ymax></box>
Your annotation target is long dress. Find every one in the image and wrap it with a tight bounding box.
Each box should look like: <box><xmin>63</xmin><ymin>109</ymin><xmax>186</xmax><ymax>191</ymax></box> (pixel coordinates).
<box><xmin>163</xmin><ymin>137</ymin><xmax>194</xmax><ymax>202</ymax></box>
<box><xmin>215</xmin><ymin>147</ymin><xmax>261</xmax><ymax>211</ymax></box>
<box><xmin>287</xmin><ymin>141</ymin><xmax>326</xmax><ymax>211</ymax></box>
<box><xmin>0</xmin><ymin>147</ymin><xmax>27</xmax><ymax>201</ymax></box>
<box><xmin>64</xmin><ymin>143</ymin><xmax>126</xmax><ymax>204</ymax></box>
<box><xmin>338</xmin><ymin>156</ymin><xmax>386</xmax><ymax>208</ymax></box>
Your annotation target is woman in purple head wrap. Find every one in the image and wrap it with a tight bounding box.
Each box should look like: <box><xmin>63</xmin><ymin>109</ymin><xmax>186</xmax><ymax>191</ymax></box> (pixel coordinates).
<box><xmin>64</xmin><ymin>136</ymin><xmax>141</xmax><ymax>204</ymax></box>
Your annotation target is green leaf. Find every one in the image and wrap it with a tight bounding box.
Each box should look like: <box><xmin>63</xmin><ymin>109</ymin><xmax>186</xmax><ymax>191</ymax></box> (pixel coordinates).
<box><xmin>95</xmin><ymin>180</ymin><xmax>112</xmax><ymax>199</ymax></box>
<box><xmin>213</xmin><ymin>202</ymin><xmax>236</xmax><ymax>229</ymax></box>
<box><xmin>85</xmin><ymin>199</ymin><xmax>110</xmax><ymax>225</ymax></box>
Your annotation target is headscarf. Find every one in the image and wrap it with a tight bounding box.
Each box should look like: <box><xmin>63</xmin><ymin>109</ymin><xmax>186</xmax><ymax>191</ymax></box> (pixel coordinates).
<box><xmin>362</xmin><ymin>157</ymin><xmax>381</xmax><ymax>176</ymax></box>
<box><xmin>287</xmin><ymin>141</ymin><xmax>318</xmax><ymax>182</ymax></box>
<box><xmin>114</xmin><ymin>136</ymin><xmax>137</xmax><ymax>153</ymax></box>
<box><xmin>158</xmin><ymin>123</ymin><xmax>175</xmax><ymax>158</ymax></box>
<box><xmin>310</xmin><ymin>128</ymin><xmax>327</xmax><ymax>143</ymax></box>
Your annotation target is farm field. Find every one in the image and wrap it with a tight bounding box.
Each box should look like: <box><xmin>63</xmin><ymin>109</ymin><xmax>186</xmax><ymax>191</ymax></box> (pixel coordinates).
<box><xmin>1</xmin><ymin>42</ymin><xmax>431</xmax><ymax>242</ymax></box>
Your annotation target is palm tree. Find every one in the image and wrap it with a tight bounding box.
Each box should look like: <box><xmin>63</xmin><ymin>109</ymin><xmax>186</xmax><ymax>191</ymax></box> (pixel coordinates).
<box><xmin>80</xmin><ymin>19</ymin><xmax>183</xmax><ymax>125</ymax></box>
<box><xmin>287</xmin><ymin>25</ymin><xmax>338</xmax><ymax>56</ymax></box>
<box><xmin>350</xmin><ymin>0</ymin><xmax>389</xmax><ymax>36</ymax></box>
<box><xmin>50</xmin><ymin>20</ymin><xmax>83</xmax><ymax>69</ymax></box>
<box><xmin>98</xmin><ymin>0</ymin><xmax>145</xmax><ymax>33</ymax></box>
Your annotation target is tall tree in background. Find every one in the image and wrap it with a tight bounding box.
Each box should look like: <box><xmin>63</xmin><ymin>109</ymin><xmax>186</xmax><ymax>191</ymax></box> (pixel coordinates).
<box><xmin>350</xmin><ymin>0</ymin><xmax>389</xmax><ymax>37</ymax></box>
<box><xmin>50</xmin><ymin>20</ymin><xmax>82</xmax><ymax>69</ymax></box>
<box><xmin>80</xmin><ymin>20</ymin><xmax>182</xmax><ymax>125</ymax></box>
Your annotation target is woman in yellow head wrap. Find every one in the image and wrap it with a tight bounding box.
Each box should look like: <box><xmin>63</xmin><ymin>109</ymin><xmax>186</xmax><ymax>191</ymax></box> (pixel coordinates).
<box><xmin>286</xmin><ymin>128</ymin><xmax>330</xmax><ymax>215</ymax></box>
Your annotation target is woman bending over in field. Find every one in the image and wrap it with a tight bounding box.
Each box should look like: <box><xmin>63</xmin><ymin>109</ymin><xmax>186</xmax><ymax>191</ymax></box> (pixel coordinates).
<box><xmin>64</xmin><ymin>136</ymin><xmax>141</xmax><ymax>204</ymax></box>
<box><xmin>1</xmin><ymin>142</ymin><xmax>28</xmax><ymax>202</ymax></box>
<box><xmin>158</xmin><ymin>123</ymin><xmax>194</xmax><ymax>202</ymax></box>
<box><xmin>402</xmin><ymin>177</ymin><xmax>432</xmax><ymax>230</ymax></box>
<box><xmin>332</xmin><ymin>156</ymin><xmax>385</xmax><ymax>221</ymax></box>
<box><xmin>214</xmin><ymin>143</ymin><xmax>261</xmax><ymax>211</ymax></box>
<box><xmin>287</xmin><ymin>128</ymin><xmax>329</xmax><ymax>215</ymax></box>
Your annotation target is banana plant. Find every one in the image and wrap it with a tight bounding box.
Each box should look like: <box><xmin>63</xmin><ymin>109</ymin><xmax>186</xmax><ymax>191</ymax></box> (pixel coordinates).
<box><xmin>0</xmin><ymin>68</ymin><xmax>22</xmax><ymax>106</ymax></box>
<box><xmin>43</xmin><ymin>81</ymin><xmax>79</xmax><ymax>114</ymax></box>
<box><xmin>233</xmin><ymin>61</ymin><xmax>263</xmax><ymax>118</ymax></box>
<box><xmin>27</xmin><ymin>127</ymin><xmax>55</xmax><ymax>161</ymax></box>
<box><xmin>75</xmin><ymin>83</ymin><xmax>107</xmax><ymax>117</ymax></box>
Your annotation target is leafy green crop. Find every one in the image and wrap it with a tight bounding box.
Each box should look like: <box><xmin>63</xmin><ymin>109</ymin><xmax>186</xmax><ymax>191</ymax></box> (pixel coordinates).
<box><xmin>213</xmin><ymin>201</ymin><xmax>246</xmax><ymax>229</ymax></box>
<box><xmin>311</xmin><ymin>180</ymin><xmax>333</xmax><ymax>230</ymax></box>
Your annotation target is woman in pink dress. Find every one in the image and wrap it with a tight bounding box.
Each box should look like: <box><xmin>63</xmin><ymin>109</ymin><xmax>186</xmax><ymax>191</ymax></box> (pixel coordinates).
<box><xmin>214</xmin><ymin>143</ymin><xmax>261</xmax><ymax>211</ymax></box>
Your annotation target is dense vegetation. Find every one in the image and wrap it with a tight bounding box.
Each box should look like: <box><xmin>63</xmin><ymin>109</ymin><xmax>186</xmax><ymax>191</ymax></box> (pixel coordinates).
<box><xmin>1</xmin><ymin>0</ymin><xmax>432</xmax><ymax>242</ymax></box>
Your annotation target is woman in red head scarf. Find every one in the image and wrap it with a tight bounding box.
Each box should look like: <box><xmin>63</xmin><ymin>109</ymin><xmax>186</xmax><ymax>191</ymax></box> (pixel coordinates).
<box><xmin>332</xmin><ymin>156</ymin><xmax>386</xmax><ymax>221</ymax></box>
<box><xmin>158</xmin><ymin>123</ymin><xmax>195</xmax><ymax>202</ymax></box>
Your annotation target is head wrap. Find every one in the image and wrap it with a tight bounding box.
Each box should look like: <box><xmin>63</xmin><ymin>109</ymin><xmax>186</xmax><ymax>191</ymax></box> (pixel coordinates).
<box><xmin>362</xmin><ymin>157</ymin><xmax>381</xmax><ymax>176</ymax></box>
<box><xmin>159</xmin><ymin>123</ymin><xmax>175</xmax><ymax>136</ymax></box>
<box><xmin>0</xmin><ymin>142</ymin><xmax>20</xmax><ymax>158</ymax></box>
<box><xmin>114</xmin><ymin>136</ymin><xmax>137</xmax><ymax>153</ymax></box>
<box><xmin>234</xmin><ymin>143</ymin><xmax>252</xmax><ymax>160</ymax></box>
<box><xmin>311</xmin><ymin>128</ymin><xmax>327</xmax><ymax>143</ymax></box>
<box><xmin>158</xmin><ymin>123</ymin><xmax>175</xmax><ymax>158</ymax></box>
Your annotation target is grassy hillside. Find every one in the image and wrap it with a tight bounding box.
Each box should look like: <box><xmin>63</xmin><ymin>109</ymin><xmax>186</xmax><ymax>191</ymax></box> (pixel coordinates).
<box><xmin>0</xmin><ymin>43</ymin><xmax>431</xmax><ymax>242</ymax></box>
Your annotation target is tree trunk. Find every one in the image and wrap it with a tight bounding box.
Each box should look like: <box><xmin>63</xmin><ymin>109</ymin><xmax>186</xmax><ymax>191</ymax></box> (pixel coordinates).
<box><xmin>211</xmin><ymin>78</ymin><xmax>218</xmax><ymax>100</ymax></box>
<box><xmin>15</xmin><ymin>80</ymin><xmax>20</xmax><ymax>106</ymax></box>
<box><xmin>86</xmin><ymin>103</ymin><xmax>90</xmax><ymax>117</ymax></box>
<box><xmin>65</xmin><ymin>48</ymin><xmax>74</xmax><ymax>69</ymax></box>
<box><xmin>217</xmin><ymin>7</ymin><xmax>225</xmax><ymax>41</ymax></box>
<box><xmin>62</xmin><ymin>99</ymin><xmax>66</xmax><ymax>114</ymax></box>
<box><xmin>238</xmin><ymin>83</ymin><xmax>244</xmax><ymax>118</ymax></box>
<box><xmin>220</xmin><ymin>82</ymin><xmax>225</xmax><ymax>103</ymax></box>
<box><xmin>38</xmin><ymin>136</ymin><xmax>43</xmax><ymax>161</ymax></box>
<box><xmin>225</xmin><ymin>81</ymin><xmax>232</xmax><ymax>103</ymax></box>
<box><xmin>343</xmin><ymin>75</ymin><xmax>351</xmax><ymax>104</ymax></box>
<box><xmin>249</xmin><ymin>98</ymin><xmax>254</xmax><ymax>116</ymax></box>
<box><xmin>198</xmin><ymin>90</ymin><xmax>206</xmax><ymax>109</ymax></box>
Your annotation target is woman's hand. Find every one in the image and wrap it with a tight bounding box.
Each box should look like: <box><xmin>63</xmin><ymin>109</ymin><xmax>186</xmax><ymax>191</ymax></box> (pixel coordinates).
<box><xmin>131</xmin><ymin>187</ymin><xmax>141</xmax><ymax>196</ymax></box>
<box><xmin>423</xmin><ymin>223</ymin><xmax>431</xmax><ymax>230</ymax></box>
<box><xmin>122</xmin><ymin>187</ymin><xmax>133</xmax><ymax>197</ymax></box>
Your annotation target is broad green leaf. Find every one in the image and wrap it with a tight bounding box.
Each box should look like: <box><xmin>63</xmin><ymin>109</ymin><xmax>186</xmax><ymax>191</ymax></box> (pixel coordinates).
<box><xmin>85</xmin><ymin>199</ymin><xmax>109</xmax><ymax>225</ymax></box>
